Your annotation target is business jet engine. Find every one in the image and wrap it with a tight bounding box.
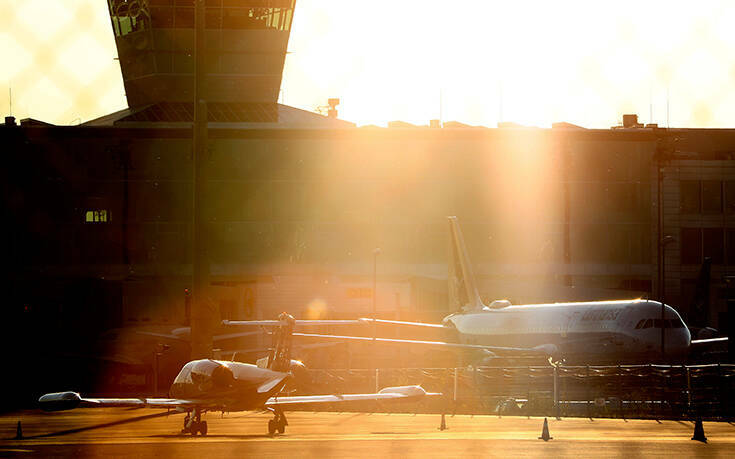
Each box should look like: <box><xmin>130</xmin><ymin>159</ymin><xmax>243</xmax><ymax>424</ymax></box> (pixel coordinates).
<box><xmin>190</xmin><ymin>359</ymin><xmax>236</xmax><ymax>392</ymax></box>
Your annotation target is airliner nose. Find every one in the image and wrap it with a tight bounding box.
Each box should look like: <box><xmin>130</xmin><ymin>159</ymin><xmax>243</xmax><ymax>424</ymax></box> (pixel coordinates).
<box><xmin>666</xmin><ymin>329</ymin><xmax>690</xmax><ymax>355</ymax></box>
<box><xmin>665</xmin><ymin>311</ymin><xmax>691</xmax><ymax>358</ymax></box>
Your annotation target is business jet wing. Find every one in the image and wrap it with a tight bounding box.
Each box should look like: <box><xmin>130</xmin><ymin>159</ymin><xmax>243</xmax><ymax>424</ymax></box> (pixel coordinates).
<box><xmin>292</xmin><ymin>332</ymin><xmax>551</xmax><ymax>356</ymax></box>
<box><xmin>40</xmin><ymin>386</ymin><xmax>437</xmax><ymax>412</ymax></box>
<box><xmin>39</xmin><ymin>392</ymin><xmax>210</xmax><ymax>411</ymax></box>
<box><xmin>265</xmin><ymin>385</ymin><xmax>436</xmax><ymax>407</ymax></box>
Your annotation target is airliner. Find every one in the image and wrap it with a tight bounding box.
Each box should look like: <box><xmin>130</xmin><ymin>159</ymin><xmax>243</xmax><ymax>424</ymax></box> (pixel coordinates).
<box><xmin>439</xmin><ymin>216</ymin><xmax>729</xmax><ymax>363</ymax></box>
<box><xmin>234</xmin><ymin>217</ymin><xmax>726</xmax><ymax>365</ymax></box>
<box><xmin>39</xmin><ymin>313</ymin><xmax>435</xmax><ymax>436</ymax></box>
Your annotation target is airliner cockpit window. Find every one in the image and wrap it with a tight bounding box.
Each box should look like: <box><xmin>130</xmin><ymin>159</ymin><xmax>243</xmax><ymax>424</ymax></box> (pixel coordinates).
<box><xmin>669</xmin><ymin>318</ymin><xmax>685</xmax><ymax>328</ymax></box>
<box><xmin>635</xmin><ymin>319</ymin><xmax>646</xmax><ymax>329</ymax></box>
<box><xmin>643</xmin><ymin>319</ymin><xmax>653</xmax><ymax>329</ymax></box>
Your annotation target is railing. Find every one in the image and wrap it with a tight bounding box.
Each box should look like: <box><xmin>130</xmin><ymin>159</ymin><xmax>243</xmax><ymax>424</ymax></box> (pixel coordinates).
<box><xmin>303</xmin><ymin>364</ymin><xmax>735</xmax><ymax>420</ymax></box>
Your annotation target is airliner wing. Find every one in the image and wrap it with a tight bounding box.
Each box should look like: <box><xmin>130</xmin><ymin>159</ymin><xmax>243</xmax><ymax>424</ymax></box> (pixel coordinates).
<box><xmin>265</xmin><ymin>385</ymin><xmax>437</xmax><ymax>407</ymax></box>
<box><xmin>38</xmin><ymin>392</ymin><xmax>208</xmax><ymax>411</ymax></box>
<box><xmin>137</xmin><ymin>330</ymin><xmax>263</xmax><ymax>342</ymax></box>
<box><xmin>356</xmin><ymin>318</ymin><xmax>445</xmax><ymax>329</ymax></box>
<box><xmin>223</xmin><ymin>319</ymin><xmax>361</xmax><ymax>327</ymax></box>
<box><xmin>691</xmin><ymin>337</ymin><xmax>728</xmax><ymax>345</ymax></box>
<box><xmin>224</xmin><ymin>318</ymin><xmax>442</xmax><ymax>329</ymax></box>
<box><xmin>136</xmin><ymin>331</ymin><xmax>186</xmax><ymax>341</ymax></box>
<box><xmin>213</xmin><ymin>330</ymin><xmax>264</xmax><ymax>341</ymax></box>
<box><xmin>292</xmin><ymin>332</ymin><xmax>549</xmax><ymax>356</ymax></box>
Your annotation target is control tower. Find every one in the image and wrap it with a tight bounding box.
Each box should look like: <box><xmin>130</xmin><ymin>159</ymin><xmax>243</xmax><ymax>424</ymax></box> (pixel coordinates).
<box><xmin>106</xmin><ymin>0</ymin><xmax>295</xmax><ymax>109</ymax></box>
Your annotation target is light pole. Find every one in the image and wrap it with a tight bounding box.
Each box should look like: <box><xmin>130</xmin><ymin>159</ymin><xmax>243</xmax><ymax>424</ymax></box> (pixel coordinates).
<box><xmin>372</xmin><ymin>248</ymin><xmax>381</xmax><ymax>330</ymax></box>
<box><xmin>152</xmin><ymin>343</ymin><xmax>170</xmax><ymax>397</ymax></box>
<box><xmin>372</xmin><ymin>247</ymin><xmax>380</xmax><ymax>392</ymax></box>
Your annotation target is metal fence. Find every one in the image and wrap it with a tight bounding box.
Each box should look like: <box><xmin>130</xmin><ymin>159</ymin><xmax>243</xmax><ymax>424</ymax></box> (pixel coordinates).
<box><xmin>303</xmin><ymin>364</ymin><xmax>735</xmax><ymax>420</ymax></box>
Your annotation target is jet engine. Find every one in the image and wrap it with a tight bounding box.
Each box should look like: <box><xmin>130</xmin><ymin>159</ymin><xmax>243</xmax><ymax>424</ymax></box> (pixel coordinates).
<box><xmin>287</xmin><ymin>359</ymin><xmax>312</xmax><ymax>390</ymax></box>
<box><xmin>190</xmin><ymin>360</ymin><xmax>236</xmax><ymax>392</ymax></box>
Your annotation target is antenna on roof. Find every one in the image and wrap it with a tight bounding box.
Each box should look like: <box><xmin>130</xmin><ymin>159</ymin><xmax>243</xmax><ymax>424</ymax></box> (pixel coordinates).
<box><xmin>498</xmin><ymin>81</ymin><xmax>504</xmax><ymax>124</ymax></box>
<box><xmin>439</xmin><ymin>88</ymin><xmax>443</xmax><ymax>128</ymax></box>
<box><xmin>649</xmin><ymin>86</ymin><xmax>653</xmax><ymax>125</ymax></box>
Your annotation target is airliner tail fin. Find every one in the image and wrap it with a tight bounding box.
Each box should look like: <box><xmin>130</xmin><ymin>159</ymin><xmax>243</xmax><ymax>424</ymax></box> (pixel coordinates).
<box><xmin>447</xmin><ymin>217</ymin><xmax>485</xmax><ymax>312</ymax></box>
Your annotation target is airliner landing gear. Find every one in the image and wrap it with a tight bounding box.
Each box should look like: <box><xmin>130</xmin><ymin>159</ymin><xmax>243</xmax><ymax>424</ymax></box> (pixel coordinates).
<box><xmin>182</xmin><ymin>409</ymin><xmax>208</xmax><ymax>436</ymax></box>
<box><xmin>267</xmin><ymin>409</ymin><xmax>287</xmax><ymax>436</ymax></box>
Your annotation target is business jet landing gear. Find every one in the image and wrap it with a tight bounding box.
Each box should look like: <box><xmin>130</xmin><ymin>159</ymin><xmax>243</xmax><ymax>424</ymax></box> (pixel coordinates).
<box><xmin>267</xmin><ymin>408</ymin><xmax>287</xmax><ymax>436</ymax></box>
<box><xmin>182</xmin><ymin>409</ymin><xmax>208</xmax><ymax>436</ymax></box>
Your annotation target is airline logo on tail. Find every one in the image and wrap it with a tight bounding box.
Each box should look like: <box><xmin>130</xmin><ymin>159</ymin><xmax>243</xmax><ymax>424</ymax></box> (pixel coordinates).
<box><xmin>447</xmin><ymin>217</ymin><xmax>485</xmax><ymax>312</ymax></box>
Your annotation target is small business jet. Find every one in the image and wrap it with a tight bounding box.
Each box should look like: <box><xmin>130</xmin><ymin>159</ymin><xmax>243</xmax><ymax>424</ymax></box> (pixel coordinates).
<box><xmin>39</xmin><ymin>313</ymin><xmax>436</xmax><ymax>436</ymax></box>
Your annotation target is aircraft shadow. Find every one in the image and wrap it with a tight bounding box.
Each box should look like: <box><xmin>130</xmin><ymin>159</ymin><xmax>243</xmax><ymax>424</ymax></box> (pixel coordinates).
<box><xmin>152</xmin><ymin>433</ymin><xmax>276</xmax><ymax>440</ymax></box>
<box><xmin>21</xmin><ymin>411</ymin><xmax>179</xmax><ymax>439</ymax></box>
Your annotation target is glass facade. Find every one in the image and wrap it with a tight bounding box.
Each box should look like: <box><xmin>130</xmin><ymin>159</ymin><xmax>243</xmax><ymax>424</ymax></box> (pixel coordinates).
<box><xmin>108</xmin><ymin>0</ymin><xmax>296</xmax><ymax>36</ymax></box>
<box><xmin>107</xmin><ymin>0</ymin><xmax>295</xmax><ymax>106</ymax></box>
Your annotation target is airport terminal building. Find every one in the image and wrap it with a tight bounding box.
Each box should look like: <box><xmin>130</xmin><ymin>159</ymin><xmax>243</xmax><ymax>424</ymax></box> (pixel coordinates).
<box><xmin>2</xmin><ymin>0</ymin><xmax>735</xmax><ymax>364</ymax></box>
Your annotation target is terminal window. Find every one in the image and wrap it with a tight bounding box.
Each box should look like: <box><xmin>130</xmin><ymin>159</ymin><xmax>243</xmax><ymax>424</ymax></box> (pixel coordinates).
<box><xmin>680</xmin><ymin>180</ymin><xmax>724</xmax><ymax>214</ymax></box>
<box><xmin>680</xmin><ymin>181</ymin><xmax>701</xmax><ymax>213</ymax></box>
<box><xmin>681</xmin><ymin>227</ymin><xmax>725</xmax><ymax>265</ymax></box>
<box><xmin>85</xmin><ymin>210</ymin><xmax>109</xmax><ymax>223</ymax></box>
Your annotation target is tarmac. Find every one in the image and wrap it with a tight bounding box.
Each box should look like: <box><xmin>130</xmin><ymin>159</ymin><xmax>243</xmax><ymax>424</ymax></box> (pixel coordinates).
<box><xmin>2</xmin><ymin>409</ymin><xmax>735</xmax><ymax>457</ymax></box>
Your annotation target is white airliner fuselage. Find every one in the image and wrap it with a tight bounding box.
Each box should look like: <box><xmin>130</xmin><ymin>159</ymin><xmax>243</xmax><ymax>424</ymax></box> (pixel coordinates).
<box><xmin>444</xmin><ymin>299</ymin><xmax>691</xmax><ymax>363</ymax></box>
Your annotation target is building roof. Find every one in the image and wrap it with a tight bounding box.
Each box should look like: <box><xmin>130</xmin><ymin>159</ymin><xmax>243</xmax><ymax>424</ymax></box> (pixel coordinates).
<box><xmin>82</xmin><ymin>102</ymin><xmax>356</xmax><ymax>129</ymax></box>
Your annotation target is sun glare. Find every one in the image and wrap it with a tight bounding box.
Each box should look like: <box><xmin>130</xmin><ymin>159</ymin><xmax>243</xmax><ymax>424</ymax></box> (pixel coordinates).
<box><xmin>2</xmin><ymin>0</ymin><xmax>735</xmax><ymax>128</ymax></box>
<box><xmin>284</xmin><ymin>0</ymin><xmax>735</xmax><ymax>128</ymax></box>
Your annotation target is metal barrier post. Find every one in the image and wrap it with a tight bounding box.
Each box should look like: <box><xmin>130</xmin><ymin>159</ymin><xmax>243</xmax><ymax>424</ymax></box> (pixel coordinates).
<box><xmin>553</xmin><ymin>365</ymin><xmax>560</xmax><ymax>419</ymax></box>
<box><xmin>453</xmin><ymin>367</ymin><xmax>458</xmax><ymax>404</ymax></box>
<box><xmin>586</xmin><ymin>365</ymin><xmax>591</xmax><ymax>418</ymax></box>
<box><xmin>685</xmin><ymin>365</ymin><xmax>692</xmax><ymax>414</ymax></box>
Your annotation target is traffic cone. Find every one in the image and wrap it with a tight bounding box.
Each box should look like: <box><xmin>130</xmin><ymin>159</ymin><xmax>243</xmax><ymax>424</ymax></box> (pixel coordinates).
<box><xmin>14</xmin><ymin>421</ymin><xmax>22</xmax><ymax>440</ymax></box>
<box><xmin>691</xmin><ymin>418</ymin><xmax>707</xmax><ymax>443</ymax></box>
<box><xmin>538</xmin><ymin>417</ymin><xmax>553</xmax><ymax>441</ymax></box>
<box><xmin>438</xmin><ymin>413</ymin><xmax>448</xmax><ymax>431</ymax></box>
